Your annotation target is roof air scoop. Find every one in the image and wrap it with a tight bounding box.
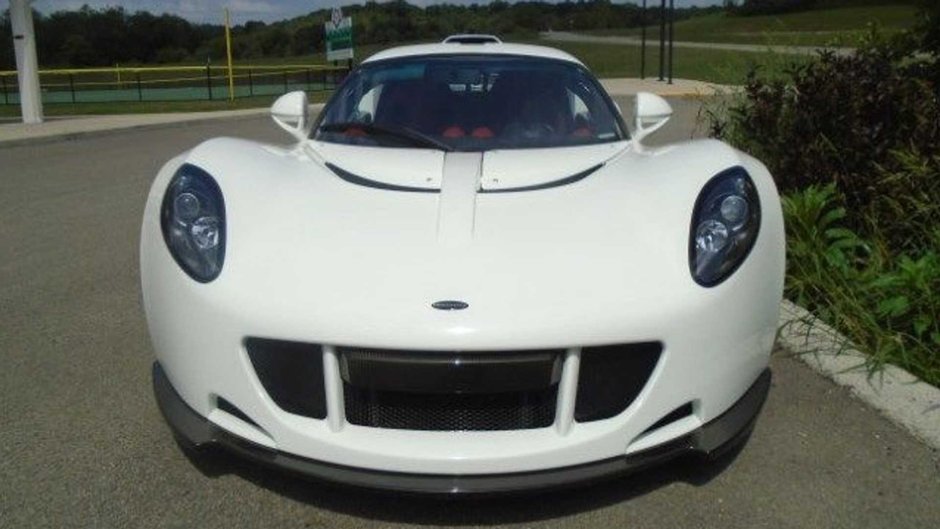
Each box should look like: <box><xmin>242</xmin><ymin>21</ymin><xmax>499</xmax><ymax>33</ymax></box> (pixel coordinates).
<box><xmin>442</xmin><ymin>34</ymin><xmax>502</xmax><ymax>44</ymax></box>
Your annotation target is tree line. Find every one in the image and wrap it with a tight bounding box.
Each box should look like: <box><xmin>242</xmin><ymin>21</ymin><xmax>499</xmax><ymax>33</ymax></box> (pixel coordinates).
<box><xmin>0</xmin><ymin>0</ymin><xmax>721</xmax><ymax>69</ymax></box>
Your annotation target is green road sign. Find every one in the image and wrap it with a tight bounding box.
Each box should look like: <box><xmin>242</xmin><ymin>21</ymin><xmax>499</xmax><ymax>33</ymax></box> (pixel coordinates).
<box><xmin>325</xmin><ymin>8</ymin><xmax>354</xmax><ymax>62</ymax></box>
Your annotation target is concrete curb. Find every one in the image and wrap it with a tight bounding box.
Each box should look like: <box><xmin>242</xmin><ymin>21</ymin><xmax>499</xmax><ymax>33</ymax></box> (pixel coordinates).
<box><xmin>600</xmin><ymin>77</ymin><xmax>737</xmax><ymax>98</ymax></box>
<box><xmin>777</xmin><ymin>299</ymin><xmax>940</xmax><ymax>450</ymax></box>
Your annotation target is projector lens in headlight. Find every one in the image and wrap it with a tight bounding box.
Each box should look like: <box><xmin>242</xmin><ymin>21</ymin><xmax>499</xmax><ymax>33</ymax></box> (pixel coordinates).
<box><xmin>720</xmin><ymin>195</ymin><xmax>749</xmax><ymax>227</ymax></box>
<box><xmin>689</xmin><ymin>167</ymin><xmax>760</xmax><ymax>286</ymax></box>
<box><xmin>161</xmin><ymin>164</ymin><xmax>226</xmax><ymax>282</ymax></box>
<box><xmin>174</xmin><ymin>192</ymin><xmax>201</xmax><ymax>221</ymax></box>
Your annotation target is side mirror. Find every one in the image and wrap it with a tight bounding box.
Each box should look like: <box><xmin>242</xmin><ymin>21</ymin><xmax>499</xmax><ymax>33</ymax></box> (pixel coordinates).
<box><xmin>271</xmin><ymin>91</ymin><xmax>311</xmax><ymax>142</ymax></box>
<box><xmin>632</xmin><ymin>92</ymin><xmax>672</xmax><ymax>148</ymax></box>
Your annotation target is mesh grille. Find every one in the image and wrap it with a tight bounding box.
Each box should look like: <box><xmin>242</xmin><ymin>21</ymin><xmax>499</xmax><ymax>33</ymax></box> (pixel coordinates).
<box><xmin>343</xmin><ymin>383</ymin><xmax>558</xmax><ymax>431</ymax></box>
<box><xmin>244</xmin><ymin>338</ymin><xmax>659</xmax><ymax>429</ymax></box>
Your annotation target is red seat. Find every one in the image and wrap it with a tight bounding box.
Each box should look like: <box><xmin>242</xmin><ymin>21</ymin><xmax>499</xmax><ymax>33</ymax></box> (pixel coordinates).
<box><xmin>572</xmin><ymin>127</ymin><xmax>592</xmax><ymax>138</ymax></box>
<box><xmin>471</xmin><ymin>127</ymin><xmax>494</xmax><ymax>139</ymax></box>
<box><xmin>442</xmin><ymin>126</ymin><xmax>466</xmax><ymax>138</ymax></box>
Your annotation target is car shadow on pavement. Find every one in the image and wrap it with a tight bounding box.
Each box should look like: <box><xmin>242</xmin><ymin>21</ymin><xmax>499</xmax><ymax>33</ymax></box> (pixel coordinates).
<box><xmin>179</xmin><ymin>436</ymin><xmax>748</xmax><ymax>525</ymax></box>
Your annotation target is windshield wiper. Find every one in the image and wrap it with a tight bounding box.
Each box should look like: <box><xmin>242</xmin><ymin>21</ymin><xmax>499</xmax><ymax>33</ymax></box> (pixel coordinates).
<box><xmin>318</xmin><ymin>122</ymin><xmax>454</xmax><ymax>152</ymax></box>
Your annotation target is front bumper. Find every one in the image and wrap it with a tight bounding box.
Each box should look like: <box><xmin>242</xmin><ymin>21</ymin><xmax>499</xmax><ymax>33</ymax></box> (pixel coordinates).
<box><xmin>154</xmin><ymin>362</ymin><xmax>771</xmax><ymax>494</ymax></box>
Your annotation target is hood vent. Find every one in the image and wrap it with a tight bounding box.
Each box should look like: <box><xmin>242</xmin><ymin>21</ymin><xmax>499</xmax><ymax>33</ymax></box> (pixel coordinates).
<box><xmin>479</xmin><ymin>164</ymin><xmax>603</xmax><ymax>194</ymax></box>
<box><xmin>326</xmin><ymin>163</ymin><xmax>439</xmax><ymax>193</ymax></box>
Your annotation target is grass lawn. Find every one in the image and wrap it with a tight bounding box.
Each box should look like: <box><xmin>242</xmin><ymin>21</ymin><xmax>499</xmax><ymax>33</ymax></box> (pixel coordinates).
<box><xmin>523</xmin><ymin>39</ymin><xmax>812</xmax><ymax>85</ymax></box>
<box><xmin>586</xmin><ymin>4</ymin><xmax>919</xmax><ymax>46</ymax></box>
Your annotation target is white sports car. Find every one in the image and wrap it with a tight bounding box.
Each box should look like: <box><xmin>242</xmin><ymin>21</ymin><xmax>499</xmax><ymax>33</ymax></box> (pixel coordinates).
<box><xmin>142</xmin><ymin>36</ymin><xmax>785</xmax><ymax>494</ymax></box>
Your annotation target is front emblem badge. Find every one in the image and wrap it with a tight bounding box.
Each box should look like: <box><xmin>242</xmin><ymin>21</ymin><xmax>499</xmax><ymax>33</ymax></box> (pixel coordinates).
<box><xmin>432</xmin><ymin>300</ymin><xmax>469</xmax><ymax>311</ymax></box>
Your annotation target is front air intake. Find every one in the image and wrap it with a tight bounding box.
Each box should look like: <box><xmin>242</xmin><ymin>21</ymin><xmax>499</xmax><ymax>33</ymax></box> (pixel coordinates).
<box><xmin>338</xmin><ymin>347</ymin><xmax>562</xmax><ymax>431</ymax></box>
<box><xmin>245</xmin><ymin>338</ymin><xmax>327</xmax><ymax>419</ymax></box>
<box><xmin>575</xmin><ymin>342</ymin><xmax>662</xmax><ymax>422</ymax></box>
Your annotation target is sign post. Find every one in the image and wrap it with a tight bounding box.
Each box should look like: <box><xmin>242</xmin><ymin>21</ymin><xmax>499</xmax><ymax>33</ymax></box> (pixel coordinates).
<box><xmin>324</xmin><ymin>7</ymin><xmax>354</xmax><ymax>63</ymax></box>
<box><xmin>9</xmin><ymin>0</ymin><xmax>43</xmax><ymax>124</ymax></box>
<box><xmin>224</xmin><ymin>8</ymin><xmax>235</xmax><ymax>101</ymax></box>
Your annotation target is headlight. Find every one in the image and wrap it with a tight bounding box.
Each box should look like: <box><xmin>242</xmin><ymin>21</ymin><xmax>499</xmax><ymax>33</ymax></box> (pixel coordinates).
<box><xmin>689</xmin><ymin>167</ymin><xmax>760</xmax><ymax>286</ymax></box>
<box><xmin>160</xmin><ymin>164</ymin><xmax>226</xmax><ymax>282</ymax></box>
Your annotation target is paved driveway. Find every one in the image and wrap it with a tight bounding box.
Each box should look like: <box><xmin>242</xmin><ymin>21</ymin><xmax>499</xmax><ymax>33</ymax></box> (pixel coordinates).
<box><xmin>1</xmin><ymin>103</ymin><xmax>937</xmax><ymax>528</ymax></box>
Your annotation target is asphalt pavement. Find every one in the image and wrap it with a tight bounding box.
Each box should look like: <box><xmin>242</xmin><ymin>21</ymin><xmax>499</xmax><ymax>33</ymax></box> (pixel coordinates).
<box><xmin>1</xmin><ymin>100</ymin><xmax>938</xmax><ymax>528</ymax></box>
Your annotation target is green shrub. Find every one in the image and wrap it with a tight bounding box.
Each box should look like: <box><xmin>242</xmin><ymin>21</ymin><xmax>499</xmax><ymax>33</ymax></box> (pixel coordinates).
<box><xmin>866</xmin><ymin>150</ymin><xmax>940</xmax><ymax>252</ymax></box>
<box><xmin>781</xmin><ymin>184</ymin><xmax>867</xmax><ymax>315</ymax></box>
<box><xmin>916</xmin><ymin>0</ymin><xmax>940</xmax><ymax>55</ymax></box>
<box><xmin>782</xmin><ymin>185</ymin><xmax>940</xmax><ymax>385</ymax></box>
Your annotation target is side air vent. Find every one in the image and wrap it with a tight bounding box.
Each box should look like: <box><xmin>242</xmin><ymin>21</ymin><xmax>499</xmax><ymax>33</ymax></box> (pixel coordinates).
<box><xmin>216</xmin><ymin>397</ymin><xmax>262</xmax><ymax>428</ymax></box>
<box><xmin>642</xmin><ymin>403</ymin><xmax>695</xmax><ymax>435</ymax></box>
<box><xmin>442</xmin><ymin>34</ymin><xmax>502</xmax><ymax>44</ymax></box>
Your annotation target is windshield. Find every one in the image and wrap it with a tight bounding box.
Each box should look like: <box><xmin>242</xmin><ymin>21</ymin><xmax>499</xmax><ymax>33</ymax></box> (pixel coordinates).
<box><xmin>314</xmin><ymin>55</ymin><xmax>627</xmax><ymax>151</ymax></box>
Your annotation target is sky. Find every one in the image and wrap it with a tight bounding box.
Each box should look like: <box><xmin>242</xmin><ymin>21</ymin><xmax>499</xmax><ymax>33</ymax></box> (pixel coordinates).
<box><xmin>30</xmin><ymin>0</ymin><xmax>724</xmax><ymax>24</ymax></box>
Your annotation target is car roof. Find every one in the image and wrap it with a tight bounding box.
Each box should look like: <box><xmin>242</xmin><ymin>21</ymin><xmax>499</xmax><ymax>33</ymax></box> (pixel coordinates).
<box><xmin>361</xmin><ymin>42</ymin><xmax>585</xmax><ymax>67</ymax></box>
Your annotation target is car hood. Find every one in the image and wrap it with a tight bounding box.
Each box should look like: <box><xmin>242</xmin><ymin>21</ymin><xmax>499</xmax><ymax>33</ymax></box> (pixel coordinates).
<box><xmin>173</xmin><ymin>137</ymin><xmax>777</xmax><ymax>348</ymax></box>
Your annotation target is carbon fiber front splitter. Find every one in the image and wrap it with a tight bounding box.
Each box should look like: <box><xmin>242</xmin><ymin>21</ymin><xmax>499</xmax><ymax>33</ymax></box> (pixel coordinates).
<box><xmin>152</xmin><ymin>362</ymin><xmax>770</xmax><ymax>494</ymax></box>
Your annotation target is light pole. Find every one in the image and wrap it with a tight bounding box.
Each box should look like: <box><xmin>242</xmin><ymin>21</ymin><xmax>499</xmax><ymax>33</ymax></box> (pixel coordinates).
<box><xmin>658</xmin><ymin>0</ymin><xmax>666</xmax><ymax>82</ymax></box>
<box><xmin>9</xmin><ymin>0</ymin><xmax>43</xmax><ymax>124</ymax></box>
<box><xmin>668</xmin><ymin>0</ymin><xmax>675</xmax><ymax>85</ymax></box>
<box><xmin>640</xmin><ymin>0</ymin><xmax>647</xmax><ymax>79</ymax></box>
